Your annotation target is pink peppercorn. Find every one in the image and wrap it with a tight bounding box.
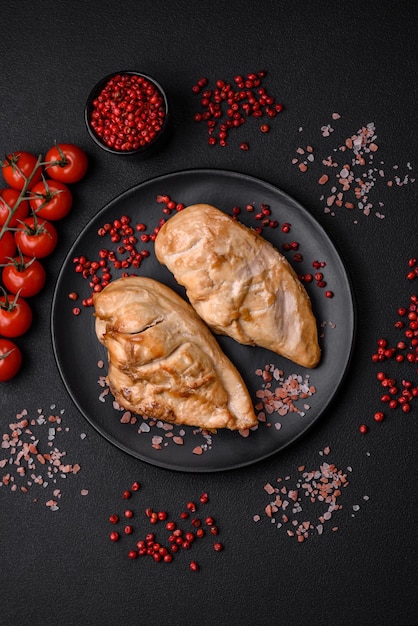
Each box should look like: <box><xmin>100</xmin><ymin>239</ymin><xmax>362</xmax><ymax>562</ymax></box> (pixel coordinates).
<box><xmin>89</xmin><ymin>73</ymin><xmax>166</xmax><ymax>152</ymax></box>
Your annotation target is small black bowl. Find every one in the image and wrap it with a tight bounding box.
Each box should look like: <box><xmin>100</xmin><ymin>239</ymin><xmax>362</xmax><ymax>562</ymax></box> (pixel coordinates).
<box><xmin>84</xmin><ymin>71</ymin><xmax>169</xmax><ymax>157</ymax></box>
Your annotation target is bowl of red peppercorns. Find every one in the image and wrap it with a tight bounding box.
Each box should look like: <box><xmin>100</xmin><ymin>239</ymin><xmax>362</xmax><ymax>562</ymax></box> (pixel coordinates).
<box><xmin>84</xmin><ymin>71</ymin><xmax>169</xmax><ymax>156</ymax></box>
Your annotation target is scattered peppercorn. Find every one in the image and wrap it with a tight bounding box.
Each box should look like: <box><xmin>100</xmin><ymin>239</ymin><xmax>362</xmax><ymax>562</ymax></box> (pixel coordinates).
<box><xmin>107</xmin><ymin>485</ymin><xmax>223</xmax><ymax>571</ymax></box>
<box><xmin>192</xmin><ymin>70</ymin><xmax>283</xmax><ymax>150</ymax></box>
<box><xmin>367</xmin><ymin>259</ymin><xmax>418</xmax><ymax>432</ymax></box>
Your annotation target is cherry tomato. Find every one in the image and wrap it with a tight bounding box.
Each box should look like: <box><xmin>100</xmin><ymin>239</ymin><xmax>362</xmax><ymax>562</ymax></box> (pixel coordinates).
<box><xmin>0</xmin><ymin>292</ymin><xmax>33</xmax><ymax>337</ymax></box>
<box><xmin>29</xmin><ymin>179</ymin><xmax>73</xmax><ymax>220</ymax></box>
<box><xmin>1</xmin><ymin>151</ymin><xmax>43</xmax><ymax>190</ymax></box>
<box><xmin>0</xmin><ymin>188</ymin><xmax>30</xmax><ymax>227</ymax></box>
<box><xmin>2</xmin><ymin>255</ymin><xmax>46</xmax><ymax>297</ymax></box>
<box><xmin>45</xmin><ymin>143</ymin><xmax>88</xmax><ymax>183</ymax></box>
<box><xmin>14</xmin><ymin>216</ymin><xmax>58</xmax><ymax>258</ymax></box>
<box><xmin>0</xmin><ymin>230</ymin><xmax>17</xmax><ymax>264</ymax></box>
<box><xmin>0</xmin><ymin>338</ymin><xmax>22</xmax><ymax>381</ymax></box>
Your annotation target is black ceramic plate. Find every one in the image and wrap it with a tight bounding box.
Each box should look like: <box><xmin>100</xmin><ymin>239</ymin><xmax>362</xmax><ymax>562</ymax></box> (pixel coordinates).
<box><xmin>51</xmin><ymin>169</ymin><xmax>355</xmax><ymax>472</ymax></box>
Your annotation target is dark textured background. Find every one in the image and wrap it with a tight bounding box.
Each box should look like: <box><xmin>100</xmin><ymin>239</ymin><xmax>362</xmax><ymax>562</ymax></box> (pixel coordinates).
<box><xmin>1</xmin><ymin>2</ymin><xmax>417</xmax><ymax>624</ymax></box>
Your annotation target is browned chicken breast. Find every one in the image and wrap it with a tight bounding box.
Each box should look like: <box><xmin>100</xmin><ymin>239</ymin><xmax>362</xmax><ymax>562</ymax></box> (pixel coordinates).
<box><xmin>93</xmin><ymin>276</ymin><xmax>257</xmax><ymax>431</ymax></box>
<box><xmin>155</xmin><ymin>204</ymin><xmax>320</xmax><ymax>368</ymax></box>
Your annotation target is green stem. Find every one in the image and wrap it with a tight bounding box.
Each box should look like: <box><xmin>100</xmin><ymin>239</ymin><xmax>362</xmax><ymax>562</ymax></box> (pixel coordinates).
<box><xmin>0</xmin><ymin>154</ymin><xmax>43</xmax><ymax>240</ymax></box>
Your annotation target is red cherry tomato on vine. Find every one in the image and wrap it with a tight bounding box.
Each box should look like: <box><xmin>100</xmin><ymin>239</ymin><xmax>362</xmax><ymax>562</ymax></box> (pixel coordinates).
<box><xmin>0</xmin><ymin>292</ymin><xmax>33</xmax><ymax>337</ymax></box>
<box><xmin>1</xmin><ymin>151</ymin><xmax>43</xmax><ymax>190</ymax></box>
<box><xmin>14</xmin><ymin>216</ymin><xmax>58</xmax><ymax>258</ymax></box>
<box><xmin>0</xmin><ymin>338</ymin><xmax>22</xmax><ymax>381</ymax></box>
<box><xmin>0</xmin><ymin>230</ymin><xmax>17</xmax><ymax>264</ymax></box>
<box><xmin>45</xmin><ymin>143</ymin><xmax>88</xmax><ymax>183</ymax></box>
<box><xmin>2</xmin><ymin>255</ymin><xmax>46</xmax><ymax>297</ymax></box>
<box><xmin>29</xmin><ymin>178</ymin><xmax>73</xmax><ymax>220</ymax></box>
<box><xmin>0</xmin><ymin>188</ymin><xmax>30</xmax><ymax>227</ymax></box>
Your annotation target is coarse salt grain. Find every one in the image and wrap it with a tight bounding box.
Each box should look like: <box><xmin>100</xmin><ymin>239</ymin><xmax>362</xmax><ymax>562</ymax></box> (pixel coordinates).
<box><xmin>293</xmin><ymin>114</ymin><xmax>415</xmax><ymax>220</ymax></box>
<box><xmin>252</xmin><ymin>364</ymin><xmax>316</xmax><ymax>430</ymax></box>
<box><xmin>255</xmin><ymin>447</ymin><xmax>368</xmax><ymax>542</ymax></box>
<box><xmin>120</xmin><ymin>411</ymin><xmax>131</xmax><ymax>424</ymax></box>
<box><xmin>0</xmin><ymin>408</ymin><xmax>84</xmax><ymax>510</ymax></box>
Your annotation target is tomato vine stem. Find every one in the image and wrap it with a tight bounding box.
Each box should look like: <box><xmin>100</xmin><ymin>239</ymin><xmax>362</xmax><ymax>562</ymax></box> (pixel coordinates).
<box><xmin>0</xmin><ymin>154</ymin><xmax>43</xmax><ymax>239</ymax></box>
